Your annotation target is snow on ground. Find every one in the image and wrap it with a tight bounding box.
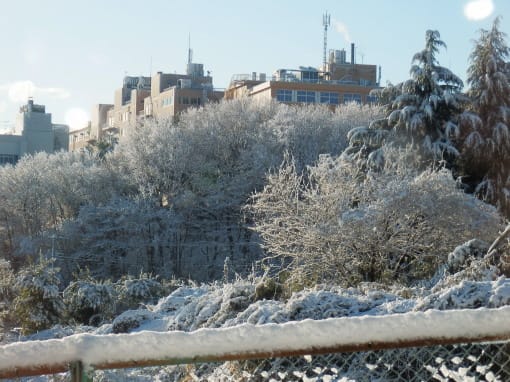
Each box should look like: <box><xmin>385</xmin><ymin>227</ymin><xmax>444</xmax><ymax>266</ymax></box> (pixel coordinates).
<box><xmin>2</xmin><ymin>240</ymin><xmax>510</xmax><ymax>380</ymax></box>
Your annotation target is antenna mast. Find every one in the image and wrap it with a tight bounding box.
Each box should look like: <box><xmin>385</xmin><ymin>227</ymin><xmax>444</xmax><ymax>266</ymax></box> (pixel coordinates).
<box><xmin>188</xmin><ymin>33</ymin><xmax>193</xmax><ymax>64</ymax></box>
<box><xmin>323</xmin><ymin>12</ymin><xmax>330</xmax><ymax>68</ymax></box>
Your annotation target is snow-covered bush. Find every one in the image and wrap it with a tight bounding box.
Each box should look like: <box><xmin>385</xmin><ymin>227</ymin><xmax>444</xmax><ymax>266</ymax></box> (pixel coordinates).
<box><xmin>63</xmin><ymin>278</ymin><xmax>116</xmax><ymax>325</ymax></box>
<box><xmin>115</xmin><ymin>273</ymin><xmax>168</xmax><ymax>312</ymax></box>
<box><xmin>112</xmin><ymin>309</ymin><xmax>156</xmax><ymax>334</ymax></box>
<box><xmin>0</xmin><ymin>259</ymin><xmax>15</xmax><ymax>328</ymax></box>
<box><xmin>249</xmin><ymin>152</ymin><xmax>503</xmax><ymax>288</ymax></box>
<box><xmin>11</xmin><ymin>256</ymin><xmax>64</xmax><ymax>334</ymax></box>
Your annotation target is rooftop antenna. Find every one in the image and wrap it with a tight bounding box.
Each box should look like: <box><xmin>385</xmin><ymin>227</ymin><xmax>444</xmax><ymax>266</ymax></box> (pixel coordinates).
<box><xmin>188</xmin><ymin>33</ymin><xmax>193</xmax><ymax>65</ymax></box>
<box><xmin>322</xmin><ymin>12</ymin><xmax>331</xmax><ymax>68</ymax></box>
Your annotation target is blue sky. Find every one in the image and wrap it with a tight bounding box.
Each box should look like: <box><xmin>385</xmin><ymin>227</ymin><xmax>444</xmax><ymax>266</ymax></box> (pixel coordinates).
<box><xmin>0</xmin><ymin>0</ymin><xmax>509</xmax><ymax>131</ymax></box>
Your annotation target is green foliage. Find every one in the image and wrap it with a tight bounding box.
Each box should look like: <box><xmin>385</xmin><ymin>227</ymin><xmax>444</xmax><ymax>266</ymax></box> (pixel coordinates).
<box><xmin>63</xmin><ymin>270</ymin><xmax>116</xmax><ymax>325</ymax></box>
<box><xmin>0</xmin><ymin>259</ymin><xmax>15</xmax><ymax>328</ymax></box>
<box><xmin>11</xmin><ymin>256</ymin><xmax>64</xmax><ymax>334</ymax></box>
<box><xmin>115</xmin><ymin>273</ymin><xmax>168</xmax><ymax>312</ymax></box>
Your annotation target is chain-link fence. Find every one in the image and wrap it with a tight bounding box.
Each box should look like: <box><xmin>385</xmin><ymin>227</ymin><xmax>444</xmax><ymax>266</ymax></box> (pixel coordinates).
<box><xmin>90</xmin><ymin>340</ymin><xmax>510</xmax><ymax>381</ymax></box>
<box><xmin>2</xmin><ymin>308</ymin><xmax>510</xmax><ymax>381</ymax></box>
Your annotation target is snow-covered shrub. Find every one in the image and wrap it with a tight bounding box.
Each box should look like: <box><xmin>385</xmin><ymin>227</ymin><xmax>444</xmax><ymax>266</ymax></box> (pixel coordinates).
<box><xmin>112</xmin><ymin>309</ymin><xmax>156</xmax><ymax>333</ymax></box>
<box><xmin>249</xmin><ymin>152</ymin><xmax>503</xmax><ymax>288</ymax></box>
<box><xmin>11</xmin><ymin>256</ymin><xmax>64</xmax><ymax>334</ymax></box>
<box><xmin>0</xmin><ymin>259</ymin><xmax>14</xmax><ymax>303</ymax></box>
<box><xmin>63</xmin><ymin>278</ymin><xmax>116</xmax><ymax>325</ymax></box>
<box><xmin>115</xmin><ymin>273</ymin><xmax>168</xmax><ymax>311</ymax></box>
<box><xmin>416</xmin><ymin>277</ymin><xmax>510</xmax><ymax>311</ymax></box>
<box><xmin>160</xmin><ymin>283</ymin><xmax>256</xmax><ymax>331</ymax></box>
<box><xmin>0</xmin><ymin>259</ymin><xmax>15</xmax><ymax>329</ymax></box>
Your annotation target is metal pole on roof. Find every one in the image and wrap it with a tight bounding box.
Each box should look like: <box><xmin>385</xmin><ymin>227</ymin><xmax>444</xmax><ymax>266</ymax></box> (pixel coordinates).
<box><xmin>323</xmin><ymin>12</ymin><xmax>330</xmax><ymax>69</ymax></box>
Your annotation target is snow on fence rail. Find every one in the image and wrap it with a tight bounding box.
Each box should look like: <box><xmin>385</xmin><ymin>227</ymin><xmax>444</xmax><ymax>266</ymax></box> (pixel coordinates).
<box><xmin>1</xmin><ymin>307</ymin><xmax>510</xmax><ymax>379</ymax></box>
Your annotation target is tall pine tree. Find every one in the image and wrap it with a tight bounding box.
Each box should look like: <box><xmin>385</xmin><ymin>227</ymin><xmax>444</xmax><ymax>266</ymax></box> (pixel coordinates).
<box><xmin>461</xmin><ymin>17</ymin><xmax>510</xmax><ymax>216</ymax></box>
<box><xmin>343</xmin><ymin>30</ymin><xmax>466</xmax><ymax>171</ymax></box>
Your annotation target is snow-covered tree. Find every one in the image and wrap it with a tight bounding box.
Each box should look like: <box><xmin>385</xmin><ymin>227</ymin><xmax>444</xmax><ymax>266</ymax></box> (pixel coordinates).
<box><xmin>249</xmin><ymin>149</ymin><xmax>503</xmax><ymax>287</ymax></box>
<box><xmin>268</xmin><ymin>102</ymin><xmax>383</xmax><ymax>171</ymax></box>
<box><xmin>343</xmin><ymin>30</ymin><xmax>466</xmax><ymax>171</ymax></box>
<box><xmin>460</xmin><ymin>17</ymin><xmax>510</xmax><ymax>216</ymax></box>
<box><xmin>57</xmin><ymin>197</ymin><xmax>177</xmax><ymax>282</ymax></box>
<box><xmin>112</xmin><ymin>99</ymin><xmax>380</xmax><ymax>281</ymax></box>
<box><xmin>0</xmin><ymin>151</ymin><xmax>134</xmax><ymax>267</ymax></box>
<box><xmin>11</xmin><ymin>256</ymin><xmax>64</xmax><ymax>334</ymax></box>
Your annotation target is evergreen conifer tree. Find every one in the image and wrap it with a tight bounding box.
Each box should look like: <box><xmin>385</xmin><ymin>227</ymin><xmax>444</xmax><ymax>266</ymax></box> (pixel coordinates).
<box><xmin>344</xmin><ymin>30</ymin><xmax>466</xmax><ymax>171</ymax></box>
<box><xmin>460</xmin><ymin>17</ymin><xmax>510</xmax><ymax>216</ymax></box>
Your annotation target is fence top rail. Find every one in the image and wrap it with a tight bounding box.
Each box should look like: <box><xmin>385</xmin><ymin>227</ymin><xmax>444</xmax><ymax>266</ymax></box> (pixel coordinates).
<box><xmin>1</xmin><ymin>306</ymin><xmax>510</xmax><ymax>379</ymax></box>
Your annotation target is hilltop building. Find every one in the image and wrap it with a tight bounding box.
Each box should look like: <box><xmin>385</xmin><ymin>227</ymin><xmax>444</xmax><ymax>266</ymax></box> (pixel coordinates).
<box><xmin>226</xmin><ymin>43</ymin><xmax>380</xmax><ymax>105</ymax></box>
<box><xmin>0</xmin><ymin>99</ymin><xmax>69</xmax><ymax>165</ymax></box>
<box><xmin>70</xmin><ymin>53</ymin><xmax>224</xmax><ymax>152</ymax></box>
<box><xmin>69</xmin><ymin>103</ymin><xmax>114</xmax><ymax>152</ymax></box>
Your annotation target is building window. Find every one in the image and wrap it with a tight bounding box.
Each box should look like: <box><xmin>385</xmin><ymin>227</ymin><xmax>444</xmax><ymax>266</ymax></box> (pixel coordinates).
<box><xmin>366</xmin><ymin>94</ymin><xmax>378</xmax><ymax>104</ymax></box>
<box><xmin>180</xmin><ymin>97</ymin><xmax>190</xmax><ymax>105</ymax></box>
<box><xmin>320</xmin><ymin>92</ymin><xmax>339</xmax><ymax>105</ymax></box>
<box><xmin>297</xmin><ymin>90</ymin><xmax>316</xmax><ymax>103</ymax></box>
<box><xmin>145</xmin><ymin>103</ymin><xmax>153</xmax><ymax>116</ymax></box>
<box><xmin>343</xmin><ymin>93</ymin><xmax>362</xmax><ymax>104</ymax></box>
<box><xmin>301</xmin><ymin>71</ymin><xmax>319</xmax><ymax>83</ymax></box>
<box><xmin>276</xmin><ymin>89</ymin><xmax>292</xmax><ymax>102</ymax></box>
<box><xmin>0</xmin><ymin>154</ymin><xmax>19</xmax><ymax>165</ymax></box>
<box><xmin>162</xmin><ymin>96</ymin><xmax>173</xmax><ymax>107</ymax></box>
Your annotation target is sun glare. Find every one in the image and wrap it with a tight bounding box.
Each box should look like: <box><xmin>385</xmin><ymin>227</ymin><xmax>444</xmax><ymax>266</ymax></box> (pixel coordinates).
<box><xmin>65</xmin><ymin>108</ymin><xmax>89</xmax><ymax>130</ymax></box>
<box><xmin>464</xmin><ymin>0</ymin><xmax>494</xmax><ymax>21</ymax></box>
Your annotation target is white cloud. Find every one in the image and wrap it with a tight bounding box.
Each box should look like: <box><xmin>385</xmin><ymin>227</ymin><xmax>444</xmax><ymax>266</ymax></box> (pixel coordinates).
<box><xmin>464</xmin><ymin>0</ymin><xmax>494</xmax><ymax>21</ymax></box>
<box><xmin>333</xmin><ymin>20</ymin><xmax>352</xmax><ymax>44</ymax></box>
<box><xmin>0</xmin><ymin>80</ymin><xmax>70</xmax><ymax>103</ymax></box>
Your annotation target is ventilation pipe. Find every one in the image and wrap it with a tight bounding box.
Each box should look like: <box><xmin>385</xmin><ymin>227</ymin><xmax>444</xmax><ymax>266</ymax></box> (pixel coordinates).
<box><xmin>351</xmin><ymin>43</ymin><xmax>355</xmax><ymax>65</ymax></box>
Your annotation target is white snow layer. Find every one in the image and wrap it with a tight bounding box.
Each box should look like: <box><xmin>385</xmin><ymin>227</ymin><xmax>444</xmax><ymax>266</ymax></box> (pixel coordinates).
<box><xmin>1</xmin><ymin>306</ymin><xmax>510</xmax><ymax>372</ymax></box>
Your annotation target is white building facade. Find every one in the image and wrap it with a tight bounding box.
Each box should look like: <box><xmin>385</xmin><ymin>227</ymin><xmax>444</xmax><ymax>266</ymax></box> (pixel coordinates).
<box><xmin>0</xmin><ymin>99</ymin><xmax>68</xmax><ymax>165</ymax></box>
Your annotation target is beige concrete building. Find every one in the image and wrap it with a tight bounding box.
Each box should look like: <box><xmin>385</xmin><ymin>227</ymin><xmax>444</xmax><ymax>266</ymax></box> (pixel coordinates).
<box><xmin>226</xmin><ymin>44</ymin><xmax>380</xmax><ymax>106</ymax></box>
<box><xmin>144</xmin><ymin>69</ymin><xmax>223</xmax><ymax>120</ymax></box>
<box><xmin>69</xmin><ymin>104</ymin><xmax>114</xmax><ymax>152</ymax></box>
<box><xmin>70</xmin><ymin>57</ymin><xmax>224</xmax><ymax>151</ymax></box>
<box><xmin>0</xmin><ymin>99</ymin><xmax>69</xmax><ymax>165</ymax></box>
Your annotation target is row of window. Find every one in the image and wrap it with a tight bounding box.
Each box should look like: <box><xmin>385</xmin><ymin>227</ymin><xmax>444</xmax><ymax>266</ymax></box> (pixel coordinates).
<box><xmin>276</xmin><ymin>89</ymin><xmax>377</xmax><ymax>104</ymax></box>
<box><xmin>0</xmin><ymin>154</ymin><xmax>19</xmax><ymax>165</ymax></box>
<box><xmin>162</xmin><ymin>96</ymin><xmax>173</xmax><ymax>107</ymax></box>
<box><xmin>179</xmin><ymin>97</ymin><xmax>201</xmax><ymax>106</ymax></box>
<box><xmin>161</xmin><ymin>96</ymin><xmax>202</xmax><ymax>107</ymax></box>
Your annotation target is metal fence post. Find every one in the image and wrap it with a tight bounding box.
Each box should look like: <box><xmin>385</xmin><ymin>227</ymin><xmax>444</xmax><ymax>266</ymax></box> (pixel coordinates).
<box><xmin>70</xmin><ymin>361</ymin><xmax>93</xmax><ymax>382</ymax></box>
